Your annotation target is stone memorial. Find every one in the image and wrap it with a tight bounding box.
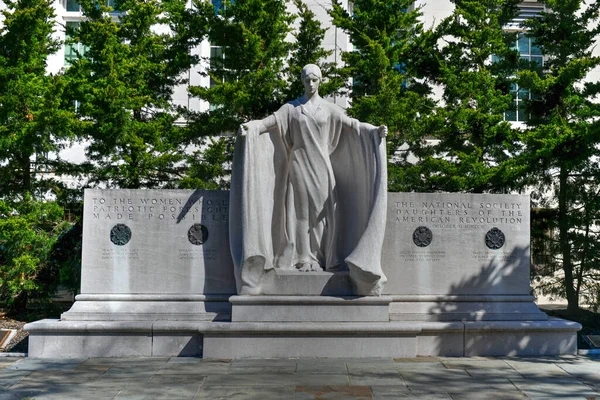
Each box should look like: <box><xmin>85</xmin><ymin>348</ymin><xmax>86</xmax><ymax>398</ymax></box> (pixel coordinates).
<box><xmin>230</xmin><ymin>64</ymin><xmax>388</xmax><ymax>297</ymax></box>
<box><xmin>382</xmin><ymin>192</ymin><xmax>547</xmax><ymax>323</ymax></box>
<box><xmin>25</xmin><ymin>65</ymin><xmax>580</xmax><ymax>359</ymax></box>
<box><xmin>61</xmin><ymin>189</ymin><xmax>236</xmax><ymax>323</ymax></box>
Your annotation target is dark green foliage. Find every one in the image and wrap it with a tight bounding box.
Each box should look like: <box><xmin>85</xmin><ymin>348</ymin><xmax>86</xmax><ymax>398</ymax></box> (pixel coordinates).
<box><xmin>406</xmin><ymin>0</ymin><xmax>524</xmax><ymax>193</ymax></box>
<box><xmin>51</xmin><ymin>221</ymin><xmax>83</xmax><ymax>297</ymax></box>
<box><xmin>183</xmin><ymin>0</ymin><xmax>334</xmax><ymax>189</ymax></box>
<box><xmin>188</xmin><ymin>0</ymin><xmax>294</xmax><ymax>134</ymax></box>
<box><xmin>0</xmin><ymin>198</ymin><xmax>73</xmax><ymax>313</ymax></box>
<box><xmin>182</xmin><ymin>0</ymin><xmax>294</xmax><ymax>189</ymax></box>
<box><xmin>0</xmin><ymin>0</ymin><xmax>77</xmax><ymax>199</ymax></box>
<box><xmin>329</xmin><ymin>0</ymin><xmax>438</xmax><ymax>192</ymax></box>
<box><xmin>65</xmin><ymin>0</ymin><xmax>198</xmax><ymax>188</ymax></box>
<box><xmin>179</xmin><ymin>138</ymin><xmax>232</xmax><ymax>190</ymax></box>
<box><xmin>520</xmin><ymin>0</ymin><xmax>600</xmax><ymax>312</ymax></box>
<box><xmin>286</xmin><ymin>0</ymin><xmax>338</xmax><ymax>99</ymax></box>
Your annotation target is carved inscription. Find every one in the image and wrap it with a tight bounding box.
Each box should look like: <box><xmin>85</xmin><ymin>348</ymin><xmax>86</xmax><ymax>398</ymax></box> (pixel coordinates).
<box><xmin>101</xmin><ymin>248</ymin><xmax>139</xmax><ymax>260</ymax></box>
<box><xmin>398</xmin><ymin>250</ymin><xmax>446</xmax><ymax>262</ymax></box>
<box><xmin>178</xmin><ymin>249</ymin><xmax>217</xmax><ymax>261</ymax></box>
<box><xmin>91</xmin><ymin>196</ymin><xmax>229</xmax><ymax>223</ymax></box>
<box><xmin>393</xmin><ymin>201</ymin><xmax>525</xmax><ymax>229</ymax></box>
<box><xmin>472</xmin><ymin>250</ymin><xmax>516</xmax><ymax>263</ymax></box>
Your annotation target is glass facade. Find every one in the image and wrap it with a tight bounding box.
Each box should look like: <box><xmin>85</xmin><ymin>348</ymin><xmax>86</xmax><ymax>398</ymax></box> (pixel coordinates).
<box><xmin>65</xmin><ymin>0</ymin><xmax>81</xmax><ymax>12</ymax></box>
<box><xmin>64</xmin><ymin>0</ymin><xmax>118</xmax><ymax>12</ymax></box>
<box><xmin>504</xmin><ymin>33</ymin><xmax>543</xmax><ymax>122</ymax></box>
<box><xmin>64</xmin><ymin>21</ymin><xmax>88</xmax><ymax>65</ymax></box>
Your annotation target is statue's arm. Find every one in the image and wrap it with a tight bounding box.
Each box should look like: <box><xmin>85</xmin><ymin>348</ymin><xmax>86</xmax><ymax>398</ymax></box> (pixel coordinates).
<box><xmin>240</xmin><ymin>115</ymin><xmax>278</xmax><ymax>136</ymax></box>
<box><xmin>361</xmin><ymin>122</ymin><xmax>388</xmax><ymax>138</ymax></box>
<box><xmin>341</xmin><ymin>113</ymin><xmax>388</xmax><ymax>138</ymax></box>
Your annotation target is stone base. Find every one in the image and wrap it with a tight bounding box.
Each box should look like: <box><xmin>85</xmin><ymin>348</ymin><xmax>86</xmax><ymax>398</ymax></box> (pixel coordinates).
<box><xmin>258</xmin><ymin>269</ymin><xmax>354</xmax><ymax>296</ymax></box>
<box><xmin>230</xmin><ymin>295</ymin><xmax>392</xmax><ymax>322</ymax></box>
<box><xmin>203</xmin><ymin>322</ymin><xmax>419</xmax><ymax>358</ymax></box>
<box><xmin>61</xmin><ymin>294</ymin><xmax>232</xmax><ymax>322</ymax></box>
<box><xmin>389</xmin><ymin>295</ymin><xmax>548</xmax><ymax>321</ymax></box>
<box><xmin>25</xmin><ymin>318</ymin><xmax>581</xmax><ymax>359</ymax></box>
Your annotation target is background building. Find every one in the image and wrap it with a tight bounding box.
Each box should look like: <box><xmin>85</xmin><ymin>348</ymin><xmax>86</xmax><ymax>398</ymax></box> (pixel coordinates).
<box><xmin>2</xmin><ymin>0</ymin><xmax>599</xmax><ymax>167</ymax></box>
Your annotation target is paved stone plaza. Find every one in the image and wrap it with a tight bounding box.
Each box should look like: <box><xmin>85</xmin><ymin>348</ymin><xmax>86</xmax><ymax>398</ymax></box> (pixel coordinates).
<box><xmin>0</xmin><ymin>356</ymin><xmax>599</xmax><ymax>399</ymax></box>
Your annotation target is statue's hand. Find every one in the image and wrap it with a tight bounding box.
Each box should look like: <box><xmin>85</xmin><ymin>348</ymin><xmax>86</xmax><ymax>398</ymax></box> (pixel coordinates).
<box><xmin>378</xmin><ymin>125</ymin><xmax>388</xmax><ymax>138</ymax></box>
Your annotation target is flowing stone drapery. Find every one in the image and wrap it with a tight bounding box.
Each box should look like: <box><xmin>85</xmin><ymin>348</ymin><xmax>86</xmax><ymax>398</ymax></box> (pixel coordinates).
<box><xmin>229</xmin><ymin>98</ymin><xmax>387</xmax><ymax>296</ymax></box>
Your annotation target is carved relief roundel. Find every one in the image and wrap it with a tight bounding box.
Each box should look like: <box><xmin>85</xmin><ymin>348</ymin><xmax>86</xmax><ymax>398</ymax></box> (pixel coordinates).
<box><xmin>413</xmin><ymin>226</ymin><xmax>433</xmax><ymax>247</ymax></box>
<box><xmin>188</xmin><ymin>224</ymin><xmax>209</xmax><ymax>245</ymax></box>
<box><xmin>485</xmin><ymin>227</ymin><xmax>505</xmax><ymax>250</ymax></box>
<box><xmin>110</xmin><ymin>224</ymin><xmax>132</xmax><ymax>246</ymax></box>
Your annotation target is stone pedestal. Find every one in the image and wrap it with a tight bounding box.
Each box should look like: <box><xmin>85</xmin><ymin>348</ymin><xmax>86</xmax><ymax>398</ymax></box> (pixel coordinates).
<box><xmin>389</xmin><ymin>295</ymin><xmax>548</xmax><ymax>321</ymax></box>
<box><xmin>25</xmin><ymin>190</ymin><xmax>582</xmax><ymax>359</ymax></box>
<box><xmin>255</xmin><ymin>270</ymin><xmax>353</xmax><ymax>296</ymax></box>
<box><xmin>230</xmin><ymin>295</ymin><xmax>391</xmax><ymax>322</ymax></box>
<box><xmin>61</xmin><ymin>294</ymin><xmax>231</xmax><ymax>322</ymax></box>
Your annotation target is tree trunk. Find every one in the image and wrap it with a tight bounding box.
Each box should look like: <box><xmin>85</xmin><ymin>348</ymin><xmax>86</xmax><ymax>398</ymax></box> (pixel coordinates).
<box><xmin>21</xmin><ymin>156</ymin><xmax>31</xmax><ymax>196</ymax></box>
<box><xmin>558</xmin><ymin>166</ymin><xmax>579</xmax><ymax>313</ymax></box>
<box><xmin>9</xmin><ymin>291</ymin><xmax>28</xmax><ymax>316</ymax></box>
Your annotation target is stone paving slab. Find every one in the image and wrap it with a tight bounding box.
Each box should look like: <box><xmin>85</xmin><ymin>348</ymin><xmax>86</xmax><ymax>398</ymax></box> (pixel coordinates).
<box><xmin>194</xmin><ymin>385</ymin><xmax>296</xmax><ymax>400</ymax></box>
<box><xmin>371</xmin><ymin>386</ymin><xmax>453</xmax><ymax>399</ymax></box>
<box><xmin>114</xmin><ymin>383</ymin><xmax>202</xmax><ymax>400</ymax></box>
<box><xmin>443</xmin><ymin>359</ymin><xmax>512</xmax><ymax>370</ymax></box>
<box><xmin>295</xmin><ymin>385</ymin><xmax>373</xmax><ymax>400</ymax></box>
<box><xmin>155</xmin><ymin>362</ymin><xmax>230</xmax><ymax>375</ymax></box>
<box><xmin>296</xmin><ymin>359</ymin><xmax>348</xmax><ymax>374</ymax></box>
<box><xmin>348</xmin><ymin>371</ymin><xmax>404</xmax><ymax>386</ymax></box>
<box><xmin>509</xmin><ymin>377</ymin><xmax>599</xmax><ymax>399</ymax></box>
<box><xmin>203</xmin><ymin>372</ymin><xmax>351</xmax><ymax>387</ymax></box>
<box><xmin>0</xmin><ymin>356</ymin><xmax>599</xmax><ymax>399</ymax></box>
<box><xmin>24</xmin><ymin>385</ymin><xmax>122</xmax><ymax>400</ymax></box>
<box><xmin>4</xmin><ymin>358</ymin><xmax>85</xmax><ymax>371</ymax></box>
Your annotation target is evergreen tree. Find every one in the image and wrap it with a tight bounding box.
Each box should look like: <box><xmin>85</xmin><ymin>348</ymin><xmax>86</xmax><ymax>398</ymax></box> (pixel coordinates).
<box><xmin>0</xmin><ymin>0</ymin><xmax>76</xmax><ymax>199</ymax></box>
<box><xmin>188</xmin><ymin>0</ymin><xmax>294</xmax><ymax>134</ymax></box>
<box><xmin>286</xmin><ymin>0</ymin><xmax>338</xmax><ymax>100</ymax></box>
<box><xmin>329</xmin><ymin>0</ymin><xmax>438</xmax><ymax>192</ymax></box>
<box><xmin>408</xmin><ymin>0</ymin><xmax>524</xmax><ymax>193</ymax></box>
<box><xmin>519</xmin><ymin>0</ymin><xmax>600</xmax><ymax>312</ymax></box>
<box><xmin>65</xmin><ymin>0</ymin><xmax>198</xmax><ymax>188</ymax></box>
<box><xmin>185</xmin><ymin>0</ymin><xmax>333</xmax><ymax>189</ymax></box>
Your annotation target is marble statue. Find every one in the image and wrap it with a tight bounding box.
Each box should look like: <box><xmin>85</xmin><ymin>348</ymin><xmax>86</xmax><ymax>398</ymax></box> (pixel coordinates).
<box><xmin>229</xmin><ymin>64</ymin><xmax>388</xmax><ymax>296</ymax></box>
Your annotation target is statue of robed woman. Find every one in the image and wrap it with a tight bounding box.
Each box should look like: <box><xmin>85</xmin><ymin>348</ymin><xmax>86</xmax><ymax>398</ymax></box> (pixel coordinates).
<box><xmin>230</xmin><ymin>64</ymin><xmax>388</xmax><ymax>296</ymax></box>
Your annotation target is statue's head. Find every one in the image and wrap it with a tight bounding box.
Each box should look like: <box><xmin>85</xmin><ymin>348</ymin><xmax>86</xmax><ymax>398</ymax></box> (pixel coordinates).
<box><xmin>301</xmin><ymin>64</ymin><xmax>322</xmax><ymax>96</ymax></box>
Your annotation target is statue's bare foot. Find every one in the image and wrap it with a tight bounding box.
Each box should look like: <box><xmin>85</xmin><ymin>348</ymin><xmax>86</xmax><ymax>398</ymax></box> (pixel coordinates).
<box><xmin>296</xmin><ymin>262</ymin><xmax>324</xmax><ymax>272</ymax></box>
<box><xmin>311</xmin><ymin>263</ymin><xmax>324</xmax><ymax>272</ymax></box>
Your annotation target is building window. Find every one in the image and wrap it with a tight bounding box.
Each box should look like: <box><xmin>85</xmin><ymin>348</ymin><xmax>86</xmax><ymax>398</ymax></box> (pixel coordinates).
<box><xmin>64</xmin><ymin>0</ymin><xmax>119</xmax><ymax>13</ymax></box>
<box><xmin>517</xmin><ymin>33</ymin><xmax>543</xmax><ymax>67</ymax></box>
<box><xmin>64</xmin><ymin>21</ymin><xmax>87</xmax><ymax>65</ymax></box>
<box><xmin>65</xmin><ymin>0</ymin><xmax>82</xmax><ymax>12</ymax></box>
<box><xmin>209</xmin><ymin>45</ymin><xmax>225</xmax><ymax>111</ymax></box>
<box><xmin>506</xmin><ymin>33</ymin><xmax>542</xmax><ymax>122</ymax></box>
<box><xmin>494</xmin><ymin>33</ymin><xmax>543</xmax><ymax>122</ymax></box>
<box><xmin>505</xmin><ymin>83</ymin><xmax>531</xmax><ymax>122</ymax></box>
<box><xmin>212</xmin><ymin>0</ymin><xmax>234</xmax><ymax>15</ymax></box>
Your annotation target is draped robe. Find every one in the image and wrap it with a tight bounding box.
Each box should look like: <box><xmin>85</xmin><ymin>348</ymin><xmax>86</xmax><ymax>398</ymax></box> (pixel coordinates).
<box><xmin>229</xmin><ymin>98</ymin><xmax>388</xmax><ymax>296</ymax></box>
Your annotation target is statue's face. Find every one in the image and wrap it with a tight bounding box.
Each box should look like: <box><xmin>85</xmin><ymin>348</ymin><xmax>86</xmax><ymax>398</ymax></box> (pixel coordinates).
<box><xmin>302</xmin><ymin>73</ymin><xmax>320</xmax><ymax>95</ymax></box>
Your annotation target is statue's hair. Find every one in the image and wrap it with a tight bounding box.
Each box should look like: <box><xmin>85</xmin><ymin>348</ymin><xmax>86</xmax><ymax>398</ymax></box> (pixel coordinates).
<box><xmin>301</xmin><ymin>64</ymin><xmax>322</xmax><ymax>81</ymax></box>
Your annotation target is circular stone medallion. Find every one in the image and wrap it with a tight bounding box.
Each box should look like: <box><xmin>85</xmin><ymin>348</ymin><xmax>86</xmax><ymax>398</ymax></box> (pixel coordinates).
<box><xmin>413</xmin><ymin>226</ymin><xmax>433</xmax><ymax>247</ymax></box>
<box><xmin>110</xmin><ymin>224</ymin><xmax>132</xmax><ymax>246</ymax></box>
<box><xmin>485</xmin><ymin>227</ymin><xmax>505</xmax><ymax>250</ymax></box>
<box><xmin>188</xmin><ymin>224</ymin><xmax>209</xmax><ymax>245</ymax></box>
